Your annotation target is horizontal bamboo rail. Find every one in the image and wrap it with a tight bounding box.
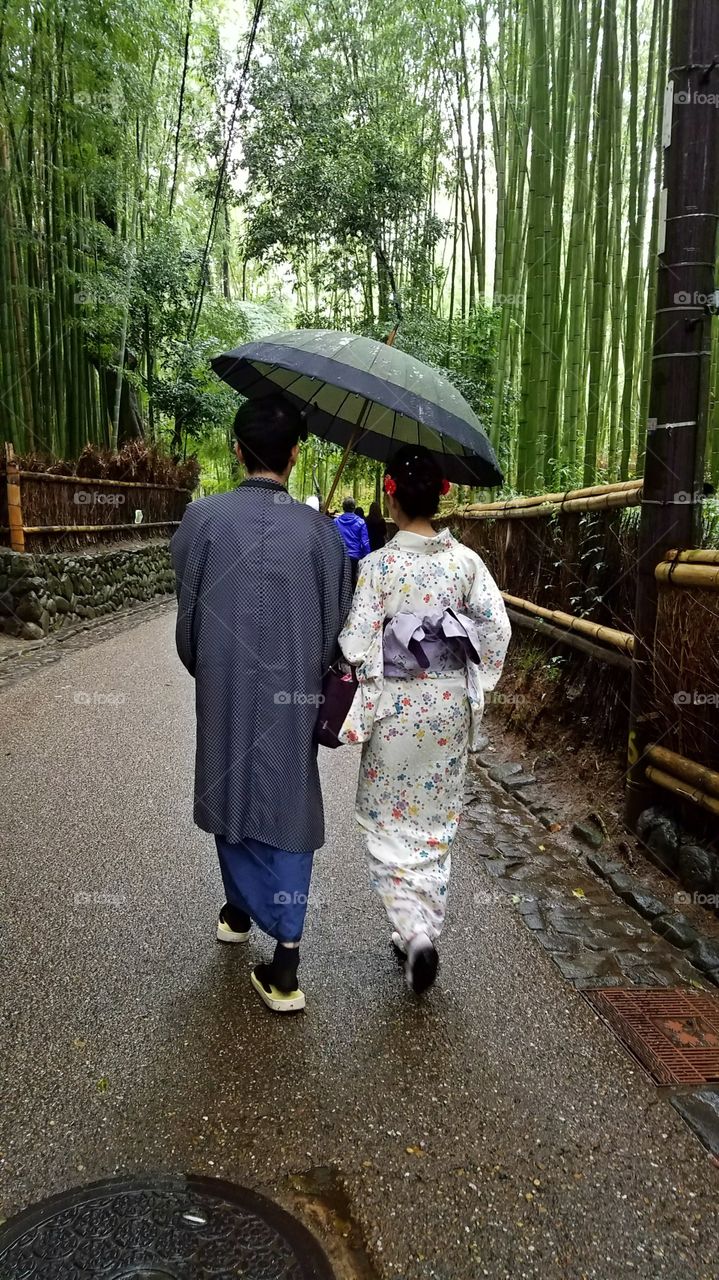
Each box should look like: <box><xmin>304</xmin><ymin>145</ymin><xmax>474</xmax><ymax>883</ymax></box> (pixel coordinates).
<box><xmin>646</xmin><ymin>745</ymin><xmax>719</xmax><ymax>800</ymax></box>
<box><xmin>655</xmin><ymin>561</ymin><xmax>719</xmax><ymax>590</ymax></box>
<box><xmin>460</xmin><ymin>488</ymin><xmax>642</xmax><ymax>520</ymax></box>
<box><xmin>463</xmin><ymin>478</ymin><xmax>642</xmax><ymax>517</ymax></box>
<box><xmin>664</xmin><ymin>548</ymin><xmax>719</xmax><ymax>565</ymax></box>
<box><xmin>14</xmin><ymin>469</ymin><xmax>192</xmax><ymax>493</ymax></box>
<box><xmin>502</xmin><ymin>591</ymin><xmax>635</xmax><ymax>654</ymax></box>
<box><xmin>645</xmin><ymin>765</ymin><xmax>719</xmax><ymax>819</ymax></box>
<box><xmin>19</xmin><ymin>521</ymin><xmax>181</xmax><ymax>534</ymax></box>
<box><xmin>505</xmin><ymin>606</ymin><xmax>633</xmax><ymax>669</ymax></box>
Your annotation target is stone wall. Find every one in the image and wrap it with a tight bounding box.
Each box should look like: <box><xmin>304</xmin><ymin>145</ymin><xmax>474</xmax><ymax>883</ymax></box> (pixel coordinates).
<box><xmin>0</xmin><ymin>540</ymin><xmax>176</xmax><ymax>640</ymax></box>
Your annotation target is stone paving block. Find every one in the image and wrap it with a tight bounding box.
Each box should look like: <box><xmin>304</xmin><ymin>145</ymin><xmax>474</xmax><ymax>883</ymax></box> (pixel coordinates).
<box><xmin>618</xmin><ymin>885</ymin><xmax>669</xmax><ymax>922</ymax></box>
<box><xmin>585</xmin><ymin>852</ymin><xmax>623</xmax><ymax>880</ymax></box>
<box><xmin>605</xmin><ymin>870</ymin><xmax>639</xmax><ymax>898</ymax></box>
<box><xmin>671</xmin><ymin>1089</ymin><xmax>719</xmax><ymax>1158</ymax></box>
<box><xmin>690</xmin><ymin>938</ymin><xmax>719</xmax><ymax>975</ymax></box>
<box><xmin>532</xmin><ymin>930</ymin><xmax>581</xmax><ymax>957</ymax></box>
<box><xmin>652</xmin><ymin>913</ymin><xmax>699</xmax><ymax>950</ymax></box>
<box><xmin>552</xmin><ymin>952</ymin><xmax>619</xmax><ymax>983</ymax></box>
<box><xmin>572</xmin><ymin>820</ymin><xmax>604</xmax><ymax>849</ymax></box>
<box><xmin>503</xmin><ymin>774</ymin><xmax>538</xmax><ymax>792</ymax></box>
<box><xmin>487</xmin><ymin>762</ymin><xmax>524</xmax><ymax>785</ymax></box>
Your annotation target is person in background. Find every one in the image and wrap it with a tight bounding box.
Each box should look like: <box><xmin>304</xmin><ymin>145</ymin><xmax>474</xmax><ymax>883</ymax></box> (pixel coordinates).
<box><xmin>334</xmin><ymin>496</ymin><xmax>370</xmax><ymax>587</ymax></box>
<box><xmin>365</xmin><ymin>500</ymin><xmax>387</xmax><ymax>552</ymax></box>
<box><xmin>171</xmin><ymin>395</ymin><xmax>351</xmax><ymax>1014</ymax></box>
<box><xmin>305</xmin><ymin>495</ymin><xmax>320</xmax><ymax>510</ymax></box>
<box><xmin>355</xmin><ymin>505</ymin><xmax>365</xmax><ymax>518</ymax></box>
<box><xmin>338</xmin><ymin>444</ymin><xmax>510</xmax><ymax>996</ymax></box>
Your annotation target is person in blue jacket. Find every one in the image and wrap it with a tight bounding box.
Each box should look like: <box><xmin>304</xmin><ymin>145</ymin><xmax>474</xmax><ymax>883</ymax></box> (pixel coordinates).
<box><xmin>334</xmin><ymin>497</ymin><xmax>370</xmax><ymax>587</ymax></box>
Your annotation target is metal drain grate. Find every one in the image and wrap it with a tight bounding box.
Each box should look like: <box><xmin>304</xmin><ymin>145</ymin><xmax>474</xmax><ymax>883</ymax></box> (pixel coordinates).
<box><xmin>585</xmin><ymin>987</ymin><xmax>719</xmax><ymax>1085</ymax></box>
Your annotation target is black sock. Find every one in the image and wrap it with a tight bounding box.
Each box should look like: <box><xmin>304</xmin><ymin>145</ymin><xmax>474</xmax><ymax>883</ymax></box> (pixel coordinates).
<box><xmin>223</xmin><ymin>903</ymin><xmax>251</xmax><ymax>933</ymax></box>
<box><xmin>269</xmin><ymin>943</ymin><xmax>300</xmax><ymax>993</ymax></box>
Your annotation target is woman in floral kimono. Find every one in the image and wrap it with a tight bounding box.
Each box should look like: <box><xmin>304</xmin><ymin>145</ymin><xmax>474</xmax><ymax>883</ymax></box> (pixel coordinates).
<box><xmin>338</xmin><ymin>445</ymin><xmax>510</xmax><ymax>994</ymax></box>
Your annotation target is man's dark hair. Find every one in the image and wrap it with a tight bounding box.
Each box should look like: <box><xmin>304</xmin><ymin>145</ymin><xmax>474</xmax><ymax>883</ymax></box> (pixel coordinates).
<box><xmin>233</xmin><ymin>395</ymin><xmax>307</xmax><ymax>476</ymax></box>
<box><xmin>342</xmin><ymin>496</ymin><xmax>355</xmax><ymax>512</ymax></box>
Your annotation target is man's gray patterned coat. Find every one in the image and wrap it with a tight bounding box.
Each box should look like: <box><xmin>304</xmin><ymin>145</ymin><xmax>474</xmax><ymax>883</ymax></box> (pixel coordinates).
<box><xmin>171</xmin><ymin>478</ymin><xmax>352</xmax><ymax>852</ymax></box>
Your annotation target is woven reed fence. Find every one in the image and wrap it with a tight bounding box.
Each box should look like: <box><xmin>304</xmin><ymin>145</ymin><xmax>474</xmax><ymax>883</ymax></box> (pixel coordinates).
<box><xmin>1</xmin><ymin>443</ymin><xmax>193</xmax><ymax>550</ymax></box>
<box><xmin>442</xmin><ymin>481</ymin><xmax>719</xmax><ymax>790</ymax></box>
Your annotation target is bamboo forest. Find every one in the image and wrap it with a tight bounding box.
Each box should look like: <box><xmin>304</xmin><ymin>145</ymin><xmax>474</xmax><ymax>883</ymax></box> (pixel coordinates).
<box><xmin>0</xmin><ymin>0</ymin><xmax>717</xmax><ymax>497</ymax></box>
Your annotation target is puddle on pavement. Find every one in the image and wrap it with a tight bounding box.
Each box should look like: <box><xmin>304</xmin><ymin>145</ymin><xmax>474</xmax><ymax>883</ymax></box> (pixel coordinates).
<box><xmin>273</xmin><ymin>1166</ymin><xmax>378</xmax><ymax>1280</ymax></box>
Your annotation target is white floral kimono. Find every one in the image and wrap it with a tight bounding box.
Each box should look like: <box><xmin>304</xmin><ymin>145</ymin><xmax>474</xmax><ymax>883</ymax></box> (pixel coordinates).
<box><xmin>338</xmin><ymin>527</ymin><xmax>511</xmax><ymax>944</ymax></box>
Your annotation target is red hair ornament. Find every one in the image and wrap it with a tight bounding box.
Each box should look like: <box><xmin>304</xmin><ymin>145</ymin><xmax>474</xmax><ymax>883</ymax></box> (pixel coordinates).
<box><xmin>384</xmin><ymin>475</ymin><xmax>397</xmax><ymax>496</ymax></box>
<box><xmin>440</xmin><ymin>478</ymin><xmax>451</xmax><ymax>496</ymax></box>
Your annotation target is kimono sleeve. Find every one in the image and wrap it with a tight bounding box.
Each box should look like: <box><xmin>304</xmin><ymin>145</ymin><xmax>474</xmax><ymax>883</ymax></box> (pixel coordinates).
<box><xmin>338</xmin><ymin>558</ymin><xmax>385</xmax><ymax>668</ymax></box>
<box><xmin>320</xmin><ymin>528</ymin><xmax>353</xmax><ymax>671</ymax></box>
<box><xmin>170</xmin><ymin>503</ymin><xmax>209</xmax><ymax>678</ymax></box>
<box><xmin>465</xmin><ymin>554</ymin><xmax>511</xmax><ymax>691</ymax></box>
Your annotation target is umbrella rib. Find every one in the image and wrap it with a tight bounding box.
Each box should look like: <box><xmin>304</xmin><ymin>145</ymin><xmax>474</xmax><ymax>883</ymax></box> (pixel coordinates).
<box><xmin>313</xmin><ymin>385</ymin><xmax>356</xmax><ymax>439</ymax></box>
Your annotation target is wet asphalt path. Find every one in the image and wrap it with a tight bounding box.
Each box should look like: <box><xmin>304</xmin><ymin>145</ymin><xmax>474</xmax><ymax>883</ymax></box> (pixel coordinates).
<box><xmin>1</xmin><ymin>606</ymin><xmax>717</xmax><ymax>1280</ymax></box>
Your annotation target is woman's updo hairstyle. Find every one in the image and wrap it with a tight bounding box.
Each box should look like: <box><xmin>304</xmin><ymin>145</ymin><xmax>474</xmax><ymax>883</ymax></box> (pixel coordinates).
<box><xmin>384</xmin><ymin>444</ymin><xmax>444</xmax><ymax>520</ymax></box>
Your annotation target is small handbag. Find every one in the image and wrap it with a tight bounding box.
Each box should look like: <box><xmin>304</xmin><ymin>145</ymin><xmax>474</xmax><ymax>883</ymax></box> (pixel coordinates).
<box><xmin>316</xmin><ymin>663</ymin><xmax>358</xmax><ymax>748</ymax></box>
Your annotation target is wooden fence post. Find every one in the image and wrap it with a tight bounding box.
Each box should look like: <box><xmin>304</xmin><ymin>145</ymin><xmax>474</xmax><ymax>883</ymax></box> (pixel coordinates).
<box><xmin>4</xmin><ymin>442</ymin><xmax>25</xmax><ymax>554</ymax></box>
<box><xmin>625</xmin><ymin>0</ymin><xmax>719</xmax><ymax>827</ymax></box>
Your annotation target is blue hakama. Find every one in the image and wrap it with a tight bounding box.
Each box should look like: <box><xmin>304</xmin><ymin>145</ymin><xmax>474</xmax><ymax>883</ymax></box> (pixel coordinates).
<box><xmin>215</xmin><ymin>836</ymin><xmax>314</xmax><ymax>943</ymax></box>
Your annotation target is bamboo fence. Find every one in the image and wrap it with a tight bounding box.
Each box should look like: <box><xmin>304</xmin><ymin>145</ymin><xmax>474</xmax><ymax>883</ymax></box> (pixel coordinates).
<box><xmin>1</xmin><ymin>444</ymin><xmax>191</xmax><ymax>550</ymax></box>
<box><xmin>656</xmin><ymin>561</ymin><xmax>719</xmax><ymax>590</ymax></box>
<box><xmin>458</xmin><ymin>478</ymin><xmax>643</xmax><ymax>520</ymax></box>
<box><xmin>501</xmin><ymin>591</ymin><xmax>635</xmax><ymax>654</ymax></box>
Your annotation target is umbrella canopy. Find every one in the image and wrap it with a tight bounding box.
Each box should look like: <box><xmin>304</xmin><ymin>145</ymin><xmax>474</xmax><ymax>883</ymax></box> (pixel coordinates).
<box><xmin>211</xmin><ymin>328</ymin><xmax>503</xmax><ymax>487</ymax></box>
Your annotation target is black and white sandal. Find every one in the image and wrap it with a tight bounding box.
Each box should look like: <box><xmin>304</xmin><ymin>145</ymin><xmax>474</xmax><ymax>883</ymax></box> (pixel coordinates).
<box><xmin>216</xmin><ymin>903</ymin><xmax>251</xmax><ymax>943</ymax></box>
<box><xmin>405</xmin><ymin>931</ymin><xmax>439</xmax><ymax>995</ymax></box>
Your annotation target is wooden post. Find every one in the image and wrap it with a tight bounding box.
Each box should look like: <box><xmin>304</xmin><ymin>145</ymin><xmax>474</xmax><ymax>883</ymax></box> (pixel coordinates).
<box><xmin>625</xmin><ymin>0</ymin><xmax>719</xmax><ymax>825</ymax></box>
<box><xmin>4</xmin><ymin>443</ymin><xmax>25</xmax><ymax>554</ymax></box>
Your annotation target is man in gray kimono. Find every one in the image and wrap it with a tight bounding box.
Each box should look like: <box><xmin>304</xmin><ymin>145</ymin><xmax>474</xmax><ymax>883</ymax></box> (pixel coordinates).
<box><xmin>171</xmin><ymin>396</ymin><xmax>351</xmax><ymax>1013</ymax></box>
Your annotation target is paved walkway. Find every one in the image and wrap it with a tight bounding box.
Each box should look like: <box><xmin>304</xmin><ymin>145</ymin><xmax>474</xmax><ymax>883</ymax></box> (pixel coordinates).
<box><xmin>1</xmin><ymin>606</ymin><xmax>717</xmax><ymax>1279</ymax></box>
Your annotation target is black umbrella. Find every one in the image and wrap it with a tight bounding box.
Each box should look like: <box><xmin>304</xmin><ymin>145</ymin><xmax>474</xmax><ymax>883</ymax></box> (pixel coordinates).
<box><xmin>212</xmin><ymin>328</ymin><xmax>503</xmax><ymax>497</ymax></box>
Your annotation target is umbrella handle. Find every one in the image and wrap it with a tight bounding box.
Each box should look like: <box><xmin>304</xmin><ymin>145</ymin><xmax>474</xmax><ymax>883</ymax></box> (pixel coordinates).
<box><xmin>322</xmin><ymin>421</ymin><xmax>363</xmax><ymax>514</ymax></box>
<box><xmin>321</xmin><ymin>326</ymin><xmax>397</xmax><ymax>513</ymax></box>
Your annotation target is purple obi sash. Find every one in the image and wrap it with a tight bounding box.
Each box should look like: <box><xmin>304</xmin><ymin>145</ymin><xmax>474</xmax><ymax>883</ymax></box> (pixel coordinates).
<box><xmin>382</xmin><ymin>608</ymin><xmax>482</xmax><ymax>678</ymax></box>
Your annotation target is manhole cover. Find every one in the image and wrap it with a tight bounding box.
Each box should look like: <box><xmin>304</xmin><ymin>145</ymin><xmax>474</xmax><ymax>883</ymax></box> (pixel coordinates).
<box><xmin>585</xmin><ymin>987</ymin><xmax>719</xmax><ymax>1085</ymax></box>
<box><xmin>0</xmin><ymin>1175</ymin><xmax>335</xmax><ymax>1279</ymax></box>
